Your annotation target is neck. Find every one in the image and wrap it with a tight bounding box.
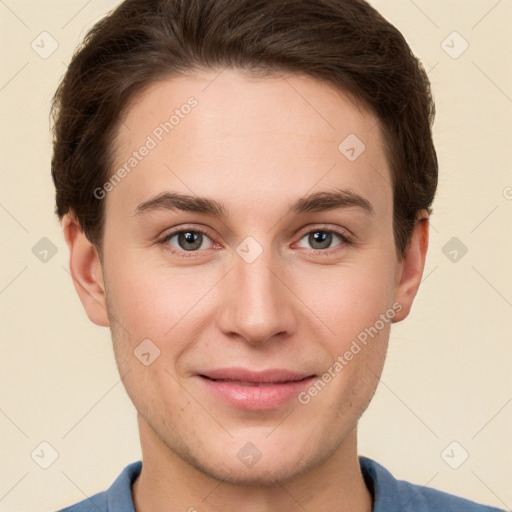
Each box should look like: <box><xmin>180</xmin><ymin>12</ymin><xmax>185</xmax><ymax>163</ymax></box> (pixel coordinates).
<box><xmin>132</xmin><ymin>414</ymin><xmax>372</xmax><ymax>512</ymax></box>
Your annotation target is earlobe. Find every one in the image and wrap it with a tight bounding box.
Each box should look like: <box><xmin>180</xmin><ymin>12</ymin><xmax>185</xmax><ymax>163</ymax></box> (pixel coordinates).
<box><xmin>61</xmin><ymin>213</ymin><xmax>110</xmax><ymax>327</ymax></box>
<box><xmin>392</xmin><ymin>211</ymin><xmax>430</xmax><ymax>323</ymax></box>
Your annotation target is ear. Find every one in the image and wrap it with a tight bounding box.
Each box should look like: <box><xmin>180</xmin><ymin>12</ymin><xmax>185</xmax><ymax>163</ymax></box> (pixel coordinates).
<box><xmin>61</xmin><ymin>213</ymin><xmax>110</xmax><ymax>327</ymax></box>
<box><xmin>392</xmin><ymin>210</ymin><xmax>430</xmax><ymax>323</ymax></box>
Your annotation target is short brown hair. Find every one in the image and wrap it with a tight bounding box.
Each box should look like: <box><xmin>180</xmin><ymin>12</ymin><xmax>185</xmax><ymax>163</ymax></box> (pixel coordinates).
<box><xmin>51</xmin><ymin>0</ymin><xmax>438</xmax><ymax>259</ymax></box>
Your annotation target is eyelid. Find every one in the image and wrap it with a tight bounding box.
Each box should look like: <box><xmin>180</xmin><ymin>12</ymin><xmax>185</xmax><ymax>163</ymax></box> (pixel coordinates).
<box><xmin>294</xmin><ymin>223</ymin><xmax>353</xmax><ymax>243</ymax></box>
<box><xmin>159</xmin><ymin>223</ymin><xmax>216</xmax><ymax>239</ymax></box>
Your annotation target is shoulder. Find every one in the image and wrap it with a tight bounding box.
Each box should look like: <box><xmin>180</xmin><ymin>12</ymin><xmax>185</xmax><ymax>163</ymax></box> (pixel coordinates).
<box><xmin>54</xmin><ymin>460</ymin><xmax>142</xmax><ymax>512</ymax></box>
<box><xmin>393</xmin><ymin>476</ymin><xmax>504</xmax><ymax>511</ymax></box>
<box><xmin>359</xmin><ymin>456</ymin><xmax>505</xmax><ymax>512</ymax></box>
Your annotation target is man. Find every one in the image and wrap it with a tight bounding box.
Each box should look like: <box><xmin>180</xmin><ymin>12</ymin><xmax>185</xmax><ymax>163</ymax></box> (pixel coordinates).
<box><xmin>51</xmin><ymin>0</ymin><xmax>505</xmax><ymax>510</ymax></box>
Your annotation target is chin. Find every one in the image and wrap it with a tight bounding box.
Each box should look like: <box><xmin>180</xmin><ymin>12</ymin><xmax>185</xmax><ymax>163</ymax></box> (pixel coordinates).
<box><xmin>193</xmin><ymin>454</ymin><xmax>317</xmax><ymax>487</ymax></box>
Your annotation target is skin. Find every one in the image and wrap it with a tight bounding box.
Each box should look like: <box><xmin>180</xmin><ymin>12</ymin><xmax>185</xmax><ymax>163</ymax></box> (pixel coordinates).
<box><xmin>62</xmin><ymin>68</ymin><xmax>429</xmax><ymax>511</ymax></box>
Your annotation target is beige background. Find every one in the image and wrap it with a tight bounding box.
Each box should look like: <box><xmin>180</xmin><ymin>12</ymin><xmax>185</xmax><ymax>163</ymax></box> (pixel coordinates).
<box><xmin>1</xmin><ymin>0</ymin><xmax>511</xmax><ymax>511</ymax></box>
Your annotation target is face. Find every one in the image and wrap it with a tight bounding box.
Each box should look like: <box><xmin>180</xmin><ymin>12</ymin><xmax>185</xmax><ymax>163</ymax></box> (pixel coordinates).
<box><xmin>67</xmin><ymin>68</ymin><xmax>426</xmax><ymax>485</ymax></box>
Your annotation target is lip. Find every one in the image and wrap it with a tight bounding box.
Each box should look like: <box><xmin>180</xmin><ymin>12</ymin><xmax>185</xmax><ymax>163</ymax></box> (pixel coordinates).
<box><xmin>196</xmin><ymin>367</ymin><xmax>316</xmax><ymax>410</ymax></box>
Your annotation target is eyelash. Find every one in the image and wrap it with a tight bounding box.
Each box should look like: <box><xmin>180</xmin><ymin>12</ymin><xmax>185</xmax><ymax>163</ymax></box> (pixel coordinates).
<box><xmin>158</xmin><ymin>224</ymin><xmax>353</xmax><ymax>258</ymax></box>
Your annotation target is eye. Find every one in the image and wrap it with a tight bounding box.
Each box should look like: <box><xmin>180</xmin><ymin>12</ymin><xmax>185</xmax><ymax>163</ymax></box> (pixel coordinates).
<box><xmin>160</xmin><ymin>228</ymin><xmax>214</xmax><ymax>255</ymax></box>
<box><xmin>295</xmin><ymin>227</ymin><xmax>351</xmax><ymax>253</ymax></box>
<box><xmin>158</xmin><ymin>225</ymin><xmax>352</xmax><ymax>257</ymax></box>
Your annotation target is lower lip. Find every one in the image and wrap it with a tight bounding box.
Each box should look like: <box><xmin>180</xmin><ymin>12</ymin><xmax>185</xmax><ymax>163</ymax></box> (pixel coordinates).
<box><xmin>198</xmin><ymin>375</ymin><xmax>315</xmax><ymax>410</ymax></box>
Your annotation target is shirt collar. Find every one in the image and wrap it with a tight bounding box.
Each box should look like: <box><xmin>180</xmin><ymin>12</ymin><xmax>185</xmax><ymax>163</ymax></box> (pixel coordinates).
<box><xmin>359</xmin><ymin>455</ymin><xmax>399</xmax><ymax>511</ymax></box>
<box><xmin>106</xmin><ymin>457</ymin><xmax>392</xmax><ymax>511</ymax></box>
<box><xmin>107</xmin><ymin>460</ymin><xmax>141</xmax><ymax>512</ymax></box>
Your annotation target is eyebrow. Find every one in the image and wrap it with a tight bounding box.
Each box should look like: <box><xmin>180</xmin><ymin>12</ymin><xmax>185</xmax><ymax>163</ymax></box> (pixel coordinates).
<box><xmin>133</xmin><ymin>188</ymin><xmax>374</xmax><ymax>218</ymax></box>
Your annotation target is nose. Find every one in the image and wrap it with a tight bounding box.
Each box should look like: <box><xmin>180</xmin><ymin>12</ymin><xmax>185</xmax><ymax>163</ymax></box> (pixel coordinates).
<box><xmin>216</xmin><ymin>246</ymin><xmax>298</xmax><ymax>346</ymax></box>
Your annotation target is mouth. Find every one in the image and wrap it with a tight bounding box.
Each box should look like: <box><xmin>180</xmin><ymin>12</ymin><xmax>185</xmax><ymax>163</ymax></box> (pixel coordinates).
<box><xmin>196</xmin><ymin>368</ymin><xmax>316</xmax><ymax>410</ymax></box>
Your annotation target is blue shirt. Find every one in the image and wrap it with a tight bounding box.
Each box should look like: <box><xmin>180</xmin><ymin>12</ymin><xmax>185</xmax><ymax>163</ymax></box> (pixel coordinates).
<box><xmin>57</xmin><ymin>456</ymin><xmax>505</xmax><ymax>511</ymax></box>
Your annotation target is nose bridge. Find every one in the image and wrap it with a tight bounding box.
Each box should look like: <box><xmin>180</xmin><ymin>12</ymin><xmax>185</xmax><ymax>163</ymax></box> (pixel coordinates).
<box><xmin>217</xmin><ymin>240</ymin><xmax>296</xmax><ymax>344</ymax></box>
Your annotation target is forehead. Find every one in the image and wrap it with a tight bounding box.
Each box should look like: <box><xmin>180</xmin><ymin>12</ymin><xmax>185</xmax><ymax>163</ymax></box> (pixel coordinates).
<box><xmin>109</xmin><ymin>68</ymin><xmax>392</xmax><ymax>220</ymax></box>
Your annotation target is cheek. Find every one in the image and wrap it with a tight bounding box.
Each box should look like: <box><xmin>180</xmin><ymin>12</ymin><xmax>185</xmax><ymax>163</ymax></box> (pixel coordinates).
<box><xmin>103</xmin><ymin>257</ymin><xmax>225</xmax><ymax>399</ymax></box>
<box><xmin>105</xmin><ymin>252</ymin><xmax>208</xmax><ymax>338</ymax></box>
<box><xmin>292</xmin><ymin>255</ymin><xmax>395</xmax><ymax>404</ymax></box>
<box><xmin>103</xmin><ymin>264</ymin><xmax>196</xmax><ymax>410</ymax></box>
<box><xmin>294</xmin><ymin>258</ymin><xmax>397</xmax><ymax>341</ymax></box>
